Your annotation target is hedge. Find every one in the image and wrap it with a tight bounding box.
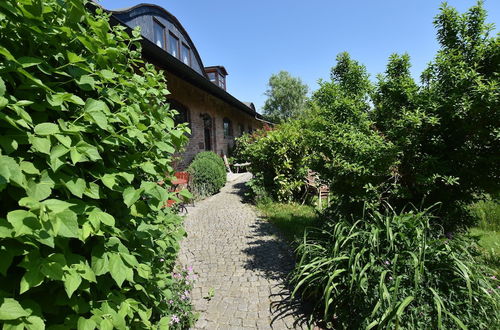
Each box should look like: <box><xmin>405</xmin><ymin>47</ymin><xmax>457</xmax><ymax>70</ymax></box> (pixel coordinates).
<box><xmin>0</xmin><ymin>0</ymin><xmax>192</xmax><ymax>328</ymax></box>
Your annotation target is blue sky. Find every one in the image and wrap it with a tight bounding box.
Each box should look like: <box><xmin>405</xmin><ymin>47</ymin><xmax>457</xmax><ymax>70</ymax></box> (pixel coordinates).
<box><xmin>98</xmin><ymin>0</ymin><xmax>499</xmax><ymax>112</ymax></box>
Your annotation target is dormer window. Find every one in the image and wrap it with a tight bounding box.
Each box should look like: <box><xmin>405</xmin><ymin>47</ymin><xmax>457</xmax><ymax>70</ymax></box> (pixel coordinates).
<box><xmin>168</xmin><ymin>32</ymin><xmax>179</xmax><ymax>57</ymax></box>
<box><xmin>207</xmin><ymin>72</ymin><xmax>216</xmax><ymax>83</ymax></box>
<box><xmin>153</xmin><ymin>19</ymin><xmax>165</xmax><ymax>49</ymax></box>
<box><xmin>204</xmin><ymin>66</ymin><xmax>228</xmax><ymax>91</ymax></box>
<box><xmin>218</xmin><ymin>74</ymin><xmax>225</xmax><ymax>89</ymax></box>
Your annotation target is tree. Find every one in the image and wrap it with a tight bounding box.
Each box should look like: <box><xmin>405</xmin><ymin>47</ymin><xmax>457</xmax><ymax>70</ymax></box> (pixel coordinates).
<box><xmin>305</xmin><ymin>53</ymin><xmax>397</xmax><ymax>214</ymax></box>
<box><xmin>262</xmin><ymin>70</ymin><xmax>308</xmax><ymax>122</ymax></box>
<box><xmin>371</xmin><ymin>1</ymin><xmax>499</xmax><ymax>228</ymax></box>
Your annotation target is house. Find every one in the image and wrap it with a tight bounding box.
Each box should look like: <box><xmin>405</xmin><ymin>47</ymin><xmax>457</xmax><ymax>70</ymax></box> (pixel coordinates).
<box><xmin>107</xmin><ymin>4</ymin><xmax>265</xmax><ymax>168</ymax></box>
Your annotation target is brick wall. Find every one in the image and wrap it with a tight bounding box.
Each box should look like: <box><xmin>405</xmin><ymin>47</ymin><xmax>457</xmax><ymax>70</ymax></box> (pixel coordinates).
<box><xmin>164</xmin><ymin>72</ymin><xmax>263</xmax><ymax>169</ymax></box>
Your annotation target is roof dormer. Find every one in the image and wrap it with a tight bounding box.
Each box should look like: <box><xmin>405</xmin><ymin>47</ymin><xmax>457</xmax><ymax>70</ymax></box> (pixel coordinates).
<box><xmin>205</xmin><ymin>66</ymin><xmax>228</xmax><ymax>90</ymax></box>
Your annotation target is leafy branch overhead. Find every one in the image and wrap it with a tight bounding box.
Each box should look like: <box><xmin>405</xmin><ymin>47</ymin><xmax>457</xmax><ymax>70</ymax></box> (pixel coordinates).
<box><xmin>0</xmin><ymin>0</ymin><xmax>190</xmax><ymax>328</ymax></box>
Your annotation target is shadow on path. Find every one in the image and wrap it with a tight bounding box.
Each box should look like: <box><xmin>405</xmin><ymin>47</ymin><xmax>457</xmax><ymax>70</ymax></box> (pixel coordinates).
<box><xmin>232</xmin><ymin>179</ymin><xmax>315</xmax><ymax>328</ymax></box>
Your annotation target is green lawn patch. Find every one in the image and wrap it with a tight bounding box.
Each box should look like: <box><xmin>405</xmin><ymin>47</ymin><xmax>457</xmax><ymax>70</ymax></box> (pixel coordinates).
<box><xmin>257</xmin><ymin>202</ymin><xmax>319</xmax><ymax>242</ymax></box>
<box><xmin>469</xmin><ymin>227</ymin><xmax>500</xmax><ymax>275</ymax></box>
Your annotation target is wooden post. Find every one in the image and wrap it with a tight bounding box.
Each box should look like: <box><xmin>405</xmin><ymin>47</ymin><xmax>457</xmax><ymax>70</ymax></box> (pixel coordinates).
<box><xmin>222</xmin><ymin>154</ymin><xmax>232</xmax><ymax>173</ymax></box>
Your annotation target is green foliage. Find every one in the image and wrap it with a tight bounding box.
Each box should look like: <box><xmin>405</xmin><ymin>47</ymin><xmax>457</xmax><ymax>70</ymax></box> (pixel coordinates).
<box><xmin>165</xmin><ymin>266</ymin><xmax>198</xmax><ymax>328</ymax></box>
<box><xmin>373</xmin><ymin>2</ymin><xmax>499</xmax><ymax>227</ymax></box>
<box><xmin>306</xmin><ymin>53</ymin><xmax>398</xmax><ymax>214</ymax></box>
<box><xmin>238</xmin><ymin>123</ymin><xmax>310</xmax><ymax>202</ymax></box>
<box><xmin>469</xmin><ymin>198</ymin><xmax>500</xmax><ymax>232</ymax></box>
<box><xmin>291</xmin><ymin>208</ymin><xmax>500</xmax><ymax>329</ymax></box>
<box><xmin>193</xmin><ymin>151</ymin><xmax>226</xmax><ymax>173</ymax></box>
<box><xmin>187</xmin><ymin>152</ymin><xmax>226</xmax><ymax>199</ymax></box>
<box><xmin>257</xmin><ymin>202</ymin><xmax>318</xmax><ymax>243</ymax></box>
<box><xmin>0</xmin><ymin>0</ymin><xmax>191</xmax><ymax>328</ymax></box>
<box><xmin>262</xmin><ymin>71</ymin><xmax>309</xmax><ymax>123</ymax></box>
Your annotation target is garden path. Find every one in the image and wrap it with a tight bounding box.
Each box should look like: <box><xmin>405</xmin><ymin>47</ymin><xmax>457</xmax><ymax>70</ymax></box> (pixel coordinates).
<box><xmin>178</xmin><ymin>173</ymin><xmax>310</xmax><ymax>329</ymax></box>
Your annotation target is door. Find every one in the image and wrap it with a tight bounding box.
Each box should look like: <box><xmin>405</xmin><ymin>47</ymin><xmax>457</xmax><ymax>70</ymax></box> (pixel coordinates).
<box><xmin>203</xmin><ymin>114</ymin><xmax>212</xmax><ymax>151</ymax></box>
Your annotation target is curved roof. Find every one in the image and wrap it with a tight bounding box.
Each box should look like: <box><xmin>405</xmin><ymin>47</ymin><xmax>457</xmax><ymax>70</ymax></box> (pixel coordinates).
<box><xmin>100</xmin><ymin>2</ymin><xmax>263</xmax><ymax>120</ymax></box>
<box><xmin>110</xmin><ymin>3</ymin><xmax>207</xmax><ymax>78</ymax></box>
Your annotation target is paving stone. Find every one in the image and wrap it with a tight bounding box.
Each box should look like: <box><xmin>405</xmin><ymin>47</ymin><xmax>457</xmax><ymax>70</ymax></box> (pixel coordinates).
<box><xmin>178</xmin><ymin>173</ymin><xmax>309</xmax><ymax>329</ymax></box>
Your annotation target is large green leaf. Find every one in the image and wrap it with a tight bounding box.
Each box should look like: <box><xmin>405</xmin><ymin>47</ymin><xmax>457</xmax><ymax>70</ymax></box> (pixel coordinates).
<box><xmin>63</xmin><ymin>270</ymin><xmax>82</xmax><ymax>298</ymax></box>
<box><xmin>122</xmin><ymin>187</ymin><xmax>142</xmax><ymax>207</ymax></box>
<box><xmin>25</xmin><ymin>316</ymin><xmax>45</xmax><ymax>330</ymax></box>
<box><xmin>6</xmin><ymin>210</ymin><xmax>40</xmax><ymax>236</ymax></box>
<box><xmin>20</xmin><ymin>267</ymin><xmax>44</xmax><ymax>294</ymax></box>
<box><xmin>40</xmin><ymin>254</ymin><xmax>65</xmax><ymax>281</ymax></box>
<box><xmin>43</xmin><ymin>199</ymin><xmax>74</xmax><ymax>213</ymax></box>
<box><xmin>0</xmin><ymin>298</ymin><xmax>30</xmax><ymax>320</ymax></box>
<box><xmin>30</xmin><ymin>136</ymin><xmax>51</xmax><ymax>155</ymax></box>
<box><xmin>0</xmin><ymin>156</ymin><xmax>24</xmax><ymax>190</ymax></box>
<box><xmin>88</xmin><ymin>209</ymin><xmax>115</xmax><ymax>227</ymax></box>
<box><xmin>0</xmin><ymin>76</ymin><xmax>5</xmax><ymax>96</ymax></box>
<box><xmin>53</xmin><ymin>209</ymin><xmax>79</xmax><ymax>238</ymax></box>
<box><xmin>34</xmin><ymin>123</ymin><xmax>59</xmax><ymax>136</ymax></box>
<box><xmin>64</xmin><ymin>178</ymin><xmax>86</xmax><ymax>198</ymax></box>
<box><xmin>108</xmin><ymin>253</ymin><xmax>133</xmax><ymax>287</ymax></box>
<box><xmin>77</xmin><ymin>75</ymin><xmax>95</xmax><ymax>91</ymax></box>
<box><xmin>77</xmin><ymin>317</ymin><xmax>96</xmax><ymax>330</ymax></box>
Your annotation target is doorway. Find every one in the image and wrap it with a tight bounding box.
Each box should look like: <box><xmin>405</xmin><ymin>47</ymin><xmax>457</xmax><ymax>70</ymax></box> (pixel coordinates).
<box><xmin>202</xmin><ymin>114</ymin><xmax>212</xmax><ymax>151</ymax></box>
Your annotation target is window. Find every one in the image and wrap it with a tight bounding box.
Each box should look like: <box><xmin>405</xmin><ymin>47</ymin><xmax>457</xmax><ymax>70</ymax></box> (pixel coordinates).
<box><xmin>168</xmin><ymin>32</ymin><xmax>179</xmax><ymax>58</ymax></box>
<box><xmin>181</xmin><ymin>43</ymin><xmax>190</xmax><ymax>65</ymax></box>
<box><xmin>207</xmin><ymin>72</ymin><xmax>216</xmax><ymax>82</ymax></box>
<box><xmin>218</xmin><ymin>73</ymin><xmax>225</xmax><ymax>89</ymax></box>
<box><xmin>169</xmin><ymin>100</ymin><xmax>190</xmax><ymax>128</ymax></box>
<box><xmin>153</xmin><ymin>20</ymin><xmax>165</xmax><ymax>49</ymax></box>
<box><xmin>223</xmin><ymin>118</ymin><xmax>232</xmax><ymax>138</ymax></box>
<box><xmin>239</xmin><ymin>124</ymin><xmax>244</xmax><ymax>136</ymax></box>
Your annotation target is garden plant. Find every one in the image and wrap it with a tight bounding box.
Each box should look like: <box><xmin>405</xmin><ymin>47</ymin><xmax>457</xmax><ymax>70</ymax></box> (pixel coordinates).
<box><xmin>0</xmin><ymin>0</ymin><xmax>195</xmax><ymax>328</ymax></box>
<box><xmin>240</xmin><ymin>1</ymin><xmax>500</xmax><ymax>327</ymax></box>
<box><xmin>187</xmin><ymin>151</ymin><xmax>226</xmax><ymax>199</ymax></box>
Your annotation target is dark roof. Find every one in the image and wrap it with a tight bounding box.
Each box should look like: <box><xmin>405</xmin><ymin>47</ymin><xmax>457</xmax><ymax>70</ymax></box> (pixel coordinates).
<box><xmin>243</xmin><ymin>102</ymin><xmax>256</xmax><ymax>111</ymax></box>
<box><xmin>101</xmin><ymin>3</ymin><xmax>261</xmax><ymax>120</ymax></box>
<box><xmin>109</xmin><ymin>3</ymin><xmax>207</xmax><ymax>79</ymax></box>
<box><xmin>205</xmin><ymin>65</ymin><xmax>228</xmax><ymax>76</ymax></box>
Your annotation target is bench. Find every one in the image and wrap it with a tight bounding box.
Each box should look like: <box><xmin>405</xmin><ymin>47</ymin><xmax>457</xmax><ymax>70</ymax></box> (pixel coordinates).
<box><xmin>232</xmin><ymin>162</ymin><xmax>251</xmax><ymax>173</ymax></box>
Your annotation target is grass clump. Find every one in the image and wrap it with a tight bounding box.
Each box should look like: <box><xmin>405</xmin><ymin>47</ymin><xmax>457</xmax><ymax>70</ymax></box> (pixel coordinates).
<box><xmin>290</xmin><ymin>208</ymin><xmax>500</xmax><ymax>329</ymax></box>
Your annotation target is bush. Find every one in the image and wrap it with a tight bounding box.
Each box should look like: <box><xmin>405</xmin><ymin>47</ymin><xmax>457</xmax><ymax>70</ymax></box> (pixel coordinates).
<box><xmin>372</xmin><ymin>3</ymin><xmax>500</xmax><ymax>228</ymax></box>
<box><xmin>291</xmin><ymin>208</ymin><xmax>499</xmax><ymax>329</ymax></box>
<box><xmin>305</xmin><ymin>53</ymin><xmax>398</xmax><ymax>214</ymax></box>
<box><xmin>237</xmin><ymin>122</ymin><xmax>310</xmax><ymax>202</ymax></box>
<box><xmin>188</xmin><ymin>152</ymin><xmax>226</xmax><ymax>198</ymax></box>
<box><xmin>0</xmin><ymin>0</ymin><xmax>192</xmax><ymax>328</ymax></box>
<box><xmin>193</xmin><ymin>151</ymin><xmax>226</xmax><ymax>172</ymax></box>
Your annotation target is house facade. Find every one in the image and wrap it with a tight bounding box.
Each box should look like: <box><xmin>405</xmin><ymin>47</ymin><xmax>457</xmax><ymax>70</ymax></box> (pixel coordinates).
<box><xmin>108</xmin><ymin>4</ymin><xmax>264</xmax><ymax>168</ymax></box>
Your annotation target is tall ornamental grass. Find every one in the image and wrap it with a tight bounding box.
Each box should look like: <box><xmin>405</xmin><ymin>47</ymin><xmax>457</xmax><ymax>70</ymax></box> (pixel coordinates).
<box><xmin>291</xmin><ymin>209</ymin><xmax>499</xmax><ymax>329</ymax></box>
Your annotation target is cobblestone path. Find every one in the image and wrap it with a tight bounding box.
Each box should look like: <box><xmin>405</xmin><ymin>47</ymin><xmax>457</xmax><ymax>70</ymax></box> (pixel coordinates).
<box><xmin>178</xmin><ymin>173</ymin><xmax>309</xmax><ymax>329</ymax></box>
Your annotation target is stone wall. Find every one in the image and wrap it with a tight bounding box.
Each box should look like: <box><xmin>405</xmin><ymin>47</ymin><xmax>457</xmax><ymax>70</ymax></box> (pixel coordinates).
<box><xmin>165</xmin><ymin>72</ymin><xmax>262</xmax><ymax>169</ymax></box>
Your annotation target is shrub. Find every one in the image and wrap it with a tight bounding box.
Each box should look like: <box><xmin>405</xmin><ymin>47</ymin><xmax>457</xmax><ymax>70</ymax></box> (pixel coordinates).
<box><xmin>305</xmin><ymin>53</ymin><xmax>398</xmax><ymax>214</ymax></box>
<box><xmin>193</xmin><ymin>151</ymin><xmax>226</xmax><ymax>173</ymax></box>
<box><xmin>372</xmin><ymin>3</ymin><xmax>500</xmax><ymax>228</ymax></box>
<box><xmin>0</xmin><ymin>0</ymin><xmax>191</xmax><ymax>328</ymax></box>
<box><xmin>237</xmin><ymin>122</ymin><xmax>310</xmax><ymax>202</ymax></box>
<box><xmin>188</xmin><ymin>152</ymin><xmax>226</xmax><ymax>198</ymax></box>
<box><xmin>290</xmin><ymin>208</ymin><xmax>499</xmax><ymax>329</ymax></box>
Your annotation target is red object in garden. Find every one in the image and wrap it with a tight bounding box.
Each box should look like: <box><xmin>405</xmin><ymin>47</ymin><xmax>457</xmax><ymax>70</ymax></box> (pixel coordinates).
<box><xmin>172</xmin><ymin>171</ymin><xmax>189</xmax><ymax>186</ymax></box>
